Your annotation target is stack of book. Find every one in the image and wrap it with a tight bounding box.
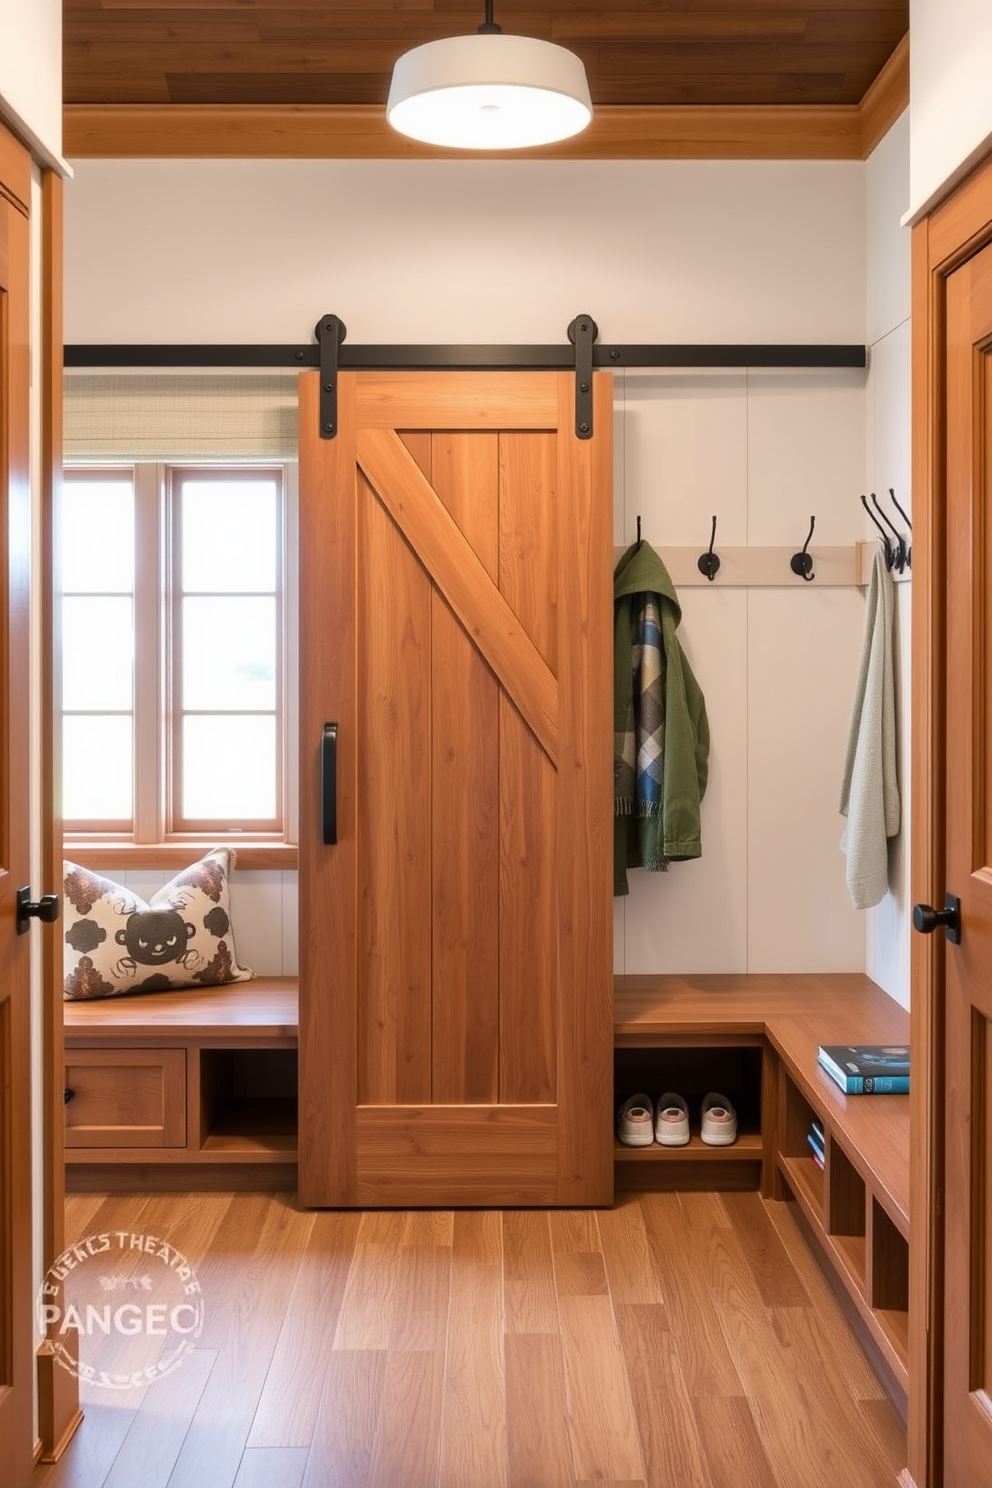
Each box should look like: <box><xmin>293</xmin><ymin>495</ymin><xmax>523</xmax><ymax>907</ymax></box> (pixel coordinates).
<box><xmin>808</xmin><ymin>1118</ymin><xmax>825</xmax><ymax>1169</ymax></box>
<box><xmin>817</xmin><ymin>1044</ymin><xmax>910</xmax><ymax>1095</ymax></box>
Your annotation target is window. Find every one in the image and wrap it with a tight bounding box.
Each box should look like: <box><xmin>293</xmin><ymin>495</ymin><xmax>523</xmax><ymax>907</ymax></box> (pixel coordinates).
<box><xmin>60</xmin><ymin>463</ymin><xmax>293</xmax><ymax>849</ymax></box>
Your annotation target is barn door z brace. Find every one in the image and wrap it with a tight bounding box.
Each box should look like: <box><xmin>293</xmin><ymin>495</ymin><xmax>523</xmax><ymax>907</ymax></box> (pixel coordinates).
<box><xmin>65</xmin><ymin>318</ymin><xmax>866</xmax><ymax>447</ymax></box>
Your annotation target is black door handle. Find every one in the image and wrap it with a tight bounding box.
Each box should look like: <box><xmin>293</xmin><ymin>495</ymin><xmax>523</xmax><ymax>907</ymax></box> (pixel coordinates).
<box><xmin>322</xmin><ymin>723</ymin><xmax>338</xmax><ymax>845</ymax></box>
<box><xmin>912</xmin><ymin>893</ymin><xmax>961</xmax><ymax>944</ymax></box>
<box><xmin>16</xmin><ymin>887</ymin><xmax>59</xmax><ymax>936</ymax></box>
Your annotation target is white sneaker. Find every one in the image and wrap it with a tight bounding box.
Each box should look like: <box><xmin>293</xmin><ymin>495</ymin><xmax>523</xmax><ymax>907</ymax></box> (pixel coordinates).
<box><xmin>617</xmin><ymin>1094</ymin><xmax>655</xmax><ymax>1147</ymax></box>
<box><xmin>654</xmin><ymin>1092</ymin><xmax>690</xmax><ymax>1147</ymax></box>
<box><xmin>701</xmin><ymin>1092</ymin><xmax>737</xmax><ymax>1146</ymax></box>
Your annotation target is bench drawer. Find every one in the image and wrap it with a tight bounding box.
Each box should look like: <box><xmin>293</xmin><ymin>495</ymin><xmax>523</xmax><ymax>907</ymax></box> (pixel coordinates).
<box><xmin>64</xmin><ymin>1048</ymin><xmax>187</xmax><ymax>1148</ymax></box>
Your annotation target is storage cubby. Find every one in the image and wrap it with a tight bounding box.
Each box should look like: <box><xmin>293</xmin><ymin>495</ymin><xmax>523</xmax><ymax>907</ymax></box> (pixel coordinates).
<box><xmin>198</xmin><ymin>1047</ymin><xmax>298</xmax><ymax>1155</ymax></box>
<box><xmin>613</xmin><ymin>1039</ymin><xmax>765</xmax><ymax>1187</ymax></box>
<box><xmin>826</xmin><ymin>1137</ymin><xmax>867</xmax><ymax>1288</ymax></box>
<box><xmin>869</xmin><ymin>1197</ymin><xmax>910</xmax><ymax>1363</ymax></box>
<box><xmin>777</xmin><ymin>1063</ymin><xmax>825</xmax><ymax>1214</ymax></box>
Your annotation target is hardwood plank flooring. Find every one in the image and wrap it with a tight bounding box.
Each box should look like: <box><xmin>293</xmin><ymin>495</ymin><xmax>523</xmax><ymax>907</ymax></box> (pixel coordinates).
<box><xmin>36</xmin><ymin>1190</ymin><xmax>906</xmax><ymax>1488</ymax></box>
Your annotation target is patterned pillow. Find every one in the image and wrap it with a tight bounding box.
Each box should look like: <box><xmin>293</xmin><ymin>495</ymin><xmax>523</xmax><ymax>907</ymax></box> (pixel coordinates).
<box><xmin>62</xmin><ymin>847</ymin><xmax>254</xmax><ymax>1000</ymax></box>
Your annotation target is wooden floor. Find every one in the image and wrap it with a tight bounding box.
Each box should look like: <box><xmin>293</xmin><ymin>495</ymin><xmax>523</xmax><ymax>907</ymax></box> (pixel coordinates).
<box><xmin>37</xmin><ymin>1188</ymin><xmax>906</xmax><ymax>1488</ymax></box>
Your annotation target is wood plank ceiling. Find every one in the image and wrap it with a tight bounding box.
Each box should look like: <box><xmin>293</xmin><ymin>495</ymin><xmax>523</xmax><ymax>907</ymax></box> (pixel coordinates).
<box><xmin>62</xmin><ymin>1</ymin><xmax>910</xmax><ymax>159</ymax></box>
<box><xmin>65</xmin><ymin>1</ymin><xmax>908</xmax><ymax>108</ymax></box>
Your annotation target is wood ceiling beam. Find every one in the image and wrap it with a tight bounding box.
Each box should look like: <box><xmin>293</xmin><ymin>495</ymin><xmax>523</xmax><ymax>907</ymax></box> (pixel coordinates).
<box><xmin>857</xmin><ymin>31</ymin><xmax>908</xmax><ymax>157</ymax></box>
<box><xmin>60</xmin><ymin>101</ymin><xmax>860</xmax><ymax>159</ymax></box>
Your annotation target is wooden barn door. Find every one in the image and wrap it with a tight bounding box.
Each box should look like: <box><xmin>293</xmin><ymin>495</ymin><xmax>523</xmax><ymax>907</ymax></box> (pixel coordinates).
<box><xmin>941</xmin><ymin>233</ymin><xmax>992</xmax><ymax>1485</ymax></box>
<box><xmin>298</xmin><ymin>371</ymin><xmax>613</xmax><ymax>1208</ymax></box>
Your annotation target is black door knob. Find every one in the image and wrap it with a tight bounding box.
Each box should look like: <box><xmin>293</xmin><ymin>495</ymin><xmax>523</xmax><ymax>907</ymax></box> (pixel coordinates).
<box><xmin>913</xmin><ymin>894</ymin><xmax>961</xmax><ymax>944</ymax></box>
<box><xmin>15</xmin><ymin>887</ymin><xmax>59</xmax><ymax>936</ymax></box>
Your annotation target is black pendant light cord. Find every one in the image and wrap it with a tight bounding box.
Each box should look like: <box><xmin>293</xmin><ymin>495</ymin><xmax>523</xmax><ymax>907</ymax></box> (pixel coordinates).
<box><xmin>478</xmin><ymin>0</ymin><xmax>501</xmax><ymax>34</ymax></box>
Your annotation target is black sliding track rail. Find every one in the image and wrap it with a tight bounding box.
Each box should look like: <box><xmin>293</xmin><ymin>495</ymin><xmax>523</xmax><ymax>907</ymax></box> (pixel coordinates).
<box><xmin>65</xmin><ymin>314</ymin><xmax>867</xmax><ymax>440</ymax></box>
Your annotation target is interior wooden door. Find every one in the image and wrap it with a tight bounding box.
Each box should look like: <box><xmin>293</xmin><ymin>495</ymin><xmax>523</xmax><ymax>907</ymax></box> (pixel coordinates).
<box><xmin>0</xmin><ymin>137</ymin><xmax>36</xmax><ymax>1486</ymax></box>
<box><xmin>942</xmin><ymin>234</ymin><xmax>992</xmax><ymax>1485</ymax></box>
<box><xmin>298</xmin><ymin>370</ymin><xmax>613</xmax><ymax>1207</ymax></box>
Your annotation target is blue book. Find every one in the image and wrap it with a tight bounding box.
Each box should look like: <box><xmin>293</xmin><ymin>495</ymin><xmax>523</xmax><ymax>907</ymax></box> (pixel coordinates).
<box><xmin>807</xmin><ymin>1132</ymin><xmax>824</xmax><ymax>1168</ymax></box>
<box><xmin>817</xmin><ymin>1049</ymin><xmax>909</xmax><ymax>1095</ymax></box>
<box><xmin>817</xmin><ymin>1044</ymin><xmax>909</xmax><ymax>1079</ymax></box>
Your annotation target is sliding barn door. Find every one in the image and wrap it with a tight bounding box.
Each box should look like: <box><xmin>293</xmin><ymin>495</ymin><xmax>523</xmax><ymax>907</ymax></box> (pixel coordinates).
<box><xmin>298</xmin><ymin>371</ymin><xmax>613</xmax><ymax>1207</ymax></box>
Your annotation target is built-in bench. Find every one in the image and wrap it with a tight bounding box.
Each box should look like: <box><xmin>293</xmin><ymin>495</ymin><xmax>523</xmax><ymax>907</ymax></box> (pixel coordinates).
<box><xmin>614</xmin><ymin>972</ymin><xmax>910</xmax><ymax>1401</ymax></box>
<box><xmin>64</xmin><ymin>969</ymin><xmax>910</xmax><ymax>1398</ymax></box>
<box><xmin>63</xmin><ymin>976</ymin><xmax>299</xmax><ymax>1193</ymax></box>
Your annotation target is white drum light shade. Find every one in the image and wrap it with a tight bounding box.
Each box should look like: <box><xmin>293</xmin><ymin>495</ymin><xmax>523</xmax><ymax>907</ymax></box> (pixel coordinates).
<box><xmin>387</xmin><ymin>34</ymin><xmax>593</xmax><ymax>150</ymax></box>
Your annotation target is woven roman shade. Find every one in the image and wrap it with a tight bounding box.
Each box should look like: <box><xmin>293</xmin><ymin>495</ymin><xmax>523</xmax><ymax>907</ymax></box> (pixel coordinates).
<box><xmin>63</xmin><ymin>373</ymin><xmax>299</xmax><ymax>462</ymax></box>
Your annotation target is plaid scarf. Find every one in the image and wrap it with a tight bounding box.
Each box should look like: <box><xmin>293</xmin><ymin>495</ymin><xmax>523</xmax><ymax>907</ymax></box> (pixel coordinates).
<box><xmin>615</xmin><ymin>593</ymin><xmax>667</xmax><ymax>847</ymax></box>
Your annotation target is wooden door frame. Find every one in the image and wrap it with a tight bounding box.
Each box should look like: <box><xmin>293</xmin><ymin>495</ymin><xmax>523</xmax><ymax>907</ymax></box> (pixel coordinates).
<box><xmin>0</xmin><ymin>124</ymin><xmax>77</xmax><ymax>1466</ymax></box>
<box><xmin>909</xmin><ymin>143</ymin><xmax>992</xmax><ymax>1488</ymax></box>
<box><xmin>37</xmin><ymin>166</ymin><xmax>81</xmax><ymax>1461</ymax></box>
<box><xmin>0</xmin><ymin>121</ymin><xmax>34</xmax><ymax>1486</ymax></box>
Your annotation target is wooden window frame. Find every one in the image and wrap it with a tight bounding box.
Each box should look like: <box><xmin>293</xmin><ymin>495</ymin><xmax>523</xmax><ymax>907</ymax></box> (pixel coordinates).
<box><xmin>60</xmin><ymin>465</ymin><xmax>139</xmax><ymax>835</ymax></box>
<box><xmin>167</xmin><ymin>464</ymin><xmax>285</xmax><ymax>836</ymax></box>
<box><xmin>62</xmin><ymin>460</ymin><xmax>297</xmax><ymax>868</ymax></box>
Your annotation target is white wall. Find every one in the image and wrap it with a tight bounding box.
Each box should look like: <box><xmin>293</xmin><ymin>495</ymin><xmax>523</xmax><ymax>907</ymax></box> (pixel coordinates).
<box><xmin>864</xmin><ymin>113</ymin><xmax>912</xmax><ymax>1008</ymax></box>
<box><xmin>613</xmin><ymin>367</ymin><xmax>866</xmax><ymax>974</ymax></box>
<box><xmin>64</xmin><ymin>159</ymin><xmax>865</xmax><ymax>347</ymax></box>
<box><xmin>909</xmin><ymin>0</ymin><xmax>992</xmax><ymax>218</ymax></box>
<box><xmin>65</xmin><ymin>156</ymin><xmax>870</xmax><ymax>976</ymax></box>
<box><xmin>0</xmin><ymin>0</ymin><xmax>63</xmax><ymax>168</ymax></box>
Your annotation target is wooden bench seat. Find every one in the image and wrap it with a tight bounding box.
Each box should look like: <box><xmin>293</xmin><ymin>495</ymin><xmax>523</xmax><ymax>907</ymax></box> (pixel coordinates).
<box><xmin>63</xmin><ymin>975</ymin><xmax>299</xmax><ymax>1043</ymax></box>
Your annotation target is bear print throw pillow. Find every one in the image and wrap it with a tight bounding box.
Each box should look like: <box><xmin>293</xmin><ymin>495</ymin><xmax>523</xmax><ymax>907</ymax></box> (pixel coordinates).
<box><xmin>63</xmin><ymin>847</ymin><xmax>254</xmax><ymax>1000</ymax></box>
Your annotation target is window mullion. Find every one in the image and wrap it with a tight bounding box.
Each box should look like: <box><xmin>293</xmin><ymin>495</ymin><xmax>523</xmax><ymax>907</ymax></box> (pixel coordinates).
<box><xmin>133</xmin><ymin>462</ymin><xmax>163</xmax><ymax>843</ymax></box>
<box><xmin>283</xmin><ymin>461</ymin><xmax>298</xmax><ymax>844</ymax></box>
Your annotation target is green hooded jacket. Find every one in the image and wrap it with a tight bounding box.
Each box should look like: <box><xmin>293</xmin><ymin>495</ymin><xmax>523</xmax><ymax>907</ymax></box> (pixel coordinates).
<box><xmin>613</xmin><ymin>541</ymin><xmax>710</xmax><ymax>896</ymax></box>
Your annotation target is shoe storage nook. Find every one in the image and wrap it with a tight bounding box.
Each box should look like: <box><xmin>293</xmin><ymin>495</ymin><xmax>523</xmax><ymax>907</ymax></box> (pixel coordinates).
<box><xmin>613</xmin><ymin>971</ymin><xmax>911</xmax><ymax>1403</ymax></box>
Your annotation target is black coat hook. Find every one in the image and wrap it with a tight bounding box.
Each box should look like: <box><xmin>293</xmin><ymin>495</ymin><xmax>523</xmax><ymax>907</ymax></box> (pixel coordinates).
<box><xmin>870</xmin><ymin>492</ymin><xmax>908</xmax><ymax>572</ymax></box>
<box><xmin>697</xmin><ymin>514</ymin><xmax>721</xmax><ymax>581</ymax></box>
<box><xmin>636</xmin><ymin>514</ymin><xmax>642</xmax><ymax>546</ymax></box>
<box><xmin>860</xmin><ymin>493</ymin><xmax>893</xmax><ymax>567</ymax></box>
<box><xmin>888</xmin><ymin>488</ymin><xmax>912</xmax><ymax>569</ymax></box>
<box><xmin>888</xmin><ymin>488</ymin><xmax>912</xmax><ymax>531</ymax></box>
<box><xmin>790</xmin><ymin>515</ymin><xmax>816</xmax><ymax>581</ymax></box>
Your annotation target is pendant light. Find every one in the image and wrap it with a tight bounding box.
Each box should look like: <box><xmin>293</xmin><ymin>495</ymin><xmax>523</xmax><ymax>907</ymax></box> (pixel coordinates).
<box><xmin>386</xmin><ymin>0</ymin><xmax>593</xmax><ymax>151</ymax></box>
